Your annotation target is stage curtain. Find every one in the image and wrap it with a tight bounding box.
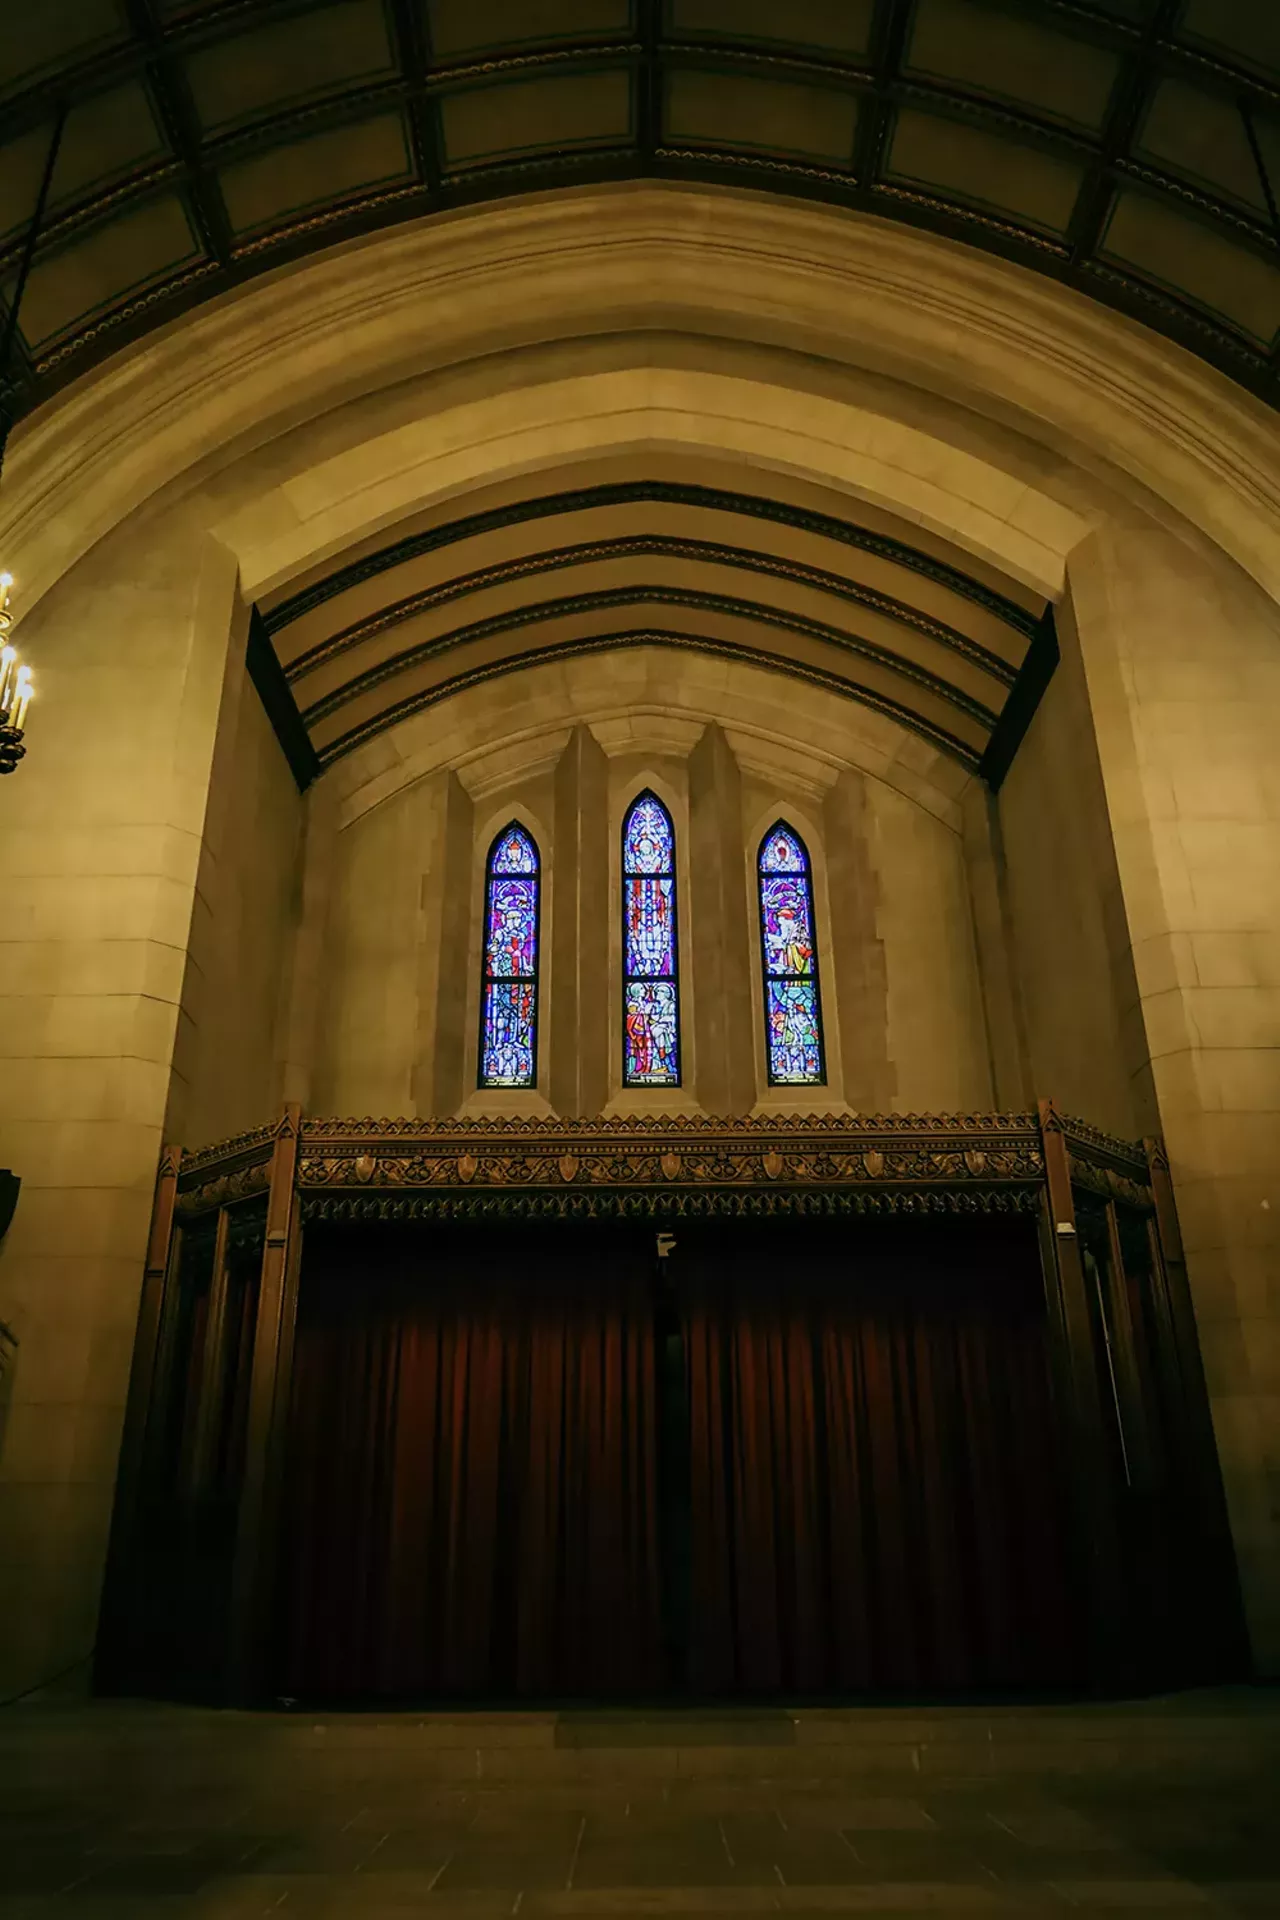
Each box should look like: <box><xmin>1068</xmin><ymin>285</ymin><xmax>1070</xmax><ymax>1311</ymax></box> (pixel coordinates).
<box><xmin>277</xmin><ymin>1226</ymin><xmax>662</xmax><ymax>1700</ymax></box>
<box><xmin>683</xmin><ymin>1221</ymin><xmax>1083</xmax><ymax>1695</ymax></box>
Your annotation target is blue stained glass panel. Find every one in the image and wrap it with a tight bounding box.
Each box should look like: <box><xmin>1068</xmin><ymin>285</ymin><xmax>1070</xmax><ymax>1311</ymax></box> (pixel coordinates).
<box><xmin>485</xmin><ymin>875</ymin><xmax>537</xmax><ymax>977</ymax></box>
<box><xmin>760</xmin><ymin>874</ymin><xmax>815</xmax><ymax>978</ymax></box>
<box><xmin>481</xmin><ymin>981</ymin><xmax>537</xmax><ymax>1087</ymax></box>
<box><xmin>625</xmin><ymin>875</ymin><xmax>676</xmax><ymax>977</ymax></box>
<box><xmin>765</xmin><ymin>980</ymin><xmax>823</xmax><ymax>1084</ymax></box>
<box><xmin>623</xmin><ymin>796</ymin><xmax>674</xmax><ymax>874</ymax></box>
<box><xmin>622</xmin><ymin>793</ymin><xmax>680</xmax><ymax>1086</ymax></box>
<box><xmin>624</xmin><ymin>981</ymin><xmax>679</xmax><ymax>1086</ymax></box>
<box><xmin>491</xmin><ymin>827</ymin><xmax>537</xmax><ymax>874</ymax></box>
<box><xmin>760</xmin><ymin>826</ymin><xmax>806</xmax><ymax>874</ymax></box>
<box><xmin>757</xmin><ymin>821</ymin><xmax>824</xmax><ymax>1086</ymax></box>
<box><xmin>480</xmin><ymin>822</ymin><xmax>539</xmax><ymax>1088</ymax></box>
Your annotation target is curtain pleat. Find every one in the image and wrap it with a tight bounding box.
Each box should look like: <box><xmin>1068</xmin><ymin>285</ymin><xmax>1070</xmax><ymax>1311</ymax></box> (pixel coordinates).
<box><xmin>685</xmin><ymin>1223</ymin><xmax>1084</xmax><ymax>1695</ymax></box>
<box><xmin>277</xmin><ymin>1217</ymin><xmax>1082</xmax><ymax>1701</ymax></box>
<box><xmin>277</xmin><ymin>1227</ymin><xmax>662</xmax><ymax>1700</ymax></box>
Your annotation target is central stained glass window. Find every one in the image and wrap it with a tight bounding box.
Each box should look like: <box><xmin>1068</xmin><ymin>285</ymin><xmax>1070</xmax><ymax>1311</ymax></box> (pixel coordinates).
<box><xmin>622</xmin><ymin>792</ymin><xmax>681</xmax><ymax>1087</ymax></box>
<box><xmin>478</xmin><ymin>822</ymin><xmax>540</xmax><ymax>1088</ymax></box>
<box><xmin>758</xmin><ymin>822</ymin><xmax>826</xmax><ymax>1086</ymax></box>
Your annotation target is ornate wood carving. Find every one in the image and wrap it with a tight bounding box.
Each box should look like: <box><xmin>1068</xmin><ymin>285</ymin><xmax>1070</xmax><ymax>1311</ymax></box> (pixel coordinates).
<box><xmin>164</xmin><ymin>1108</ymin><xmax>1170</xmax><ymax>1228</ymax></box>
<box><xmin>293</xmin><ymin>1111</ymin><xmax>1047</xmax><ymax>1222</ymax></box>
<box><xmin>176</xmin><ymin>1124</ymin><xmax>275</xmax><ymax>1219</ymax></box>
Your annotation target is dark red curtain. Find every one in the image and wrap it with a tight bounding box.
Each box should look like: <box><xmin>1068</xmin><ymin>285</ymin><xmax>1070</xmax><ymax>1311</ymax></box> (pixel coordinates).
<box><xmin>683</xmin><ymin>1220</ymin><xmax>1084</xmax><ymax>1695</ymax></box>
<box><xmin>276</xmin><ymin>1224</ymin><xmax>663</xmax><ymax>1700</ymax></box>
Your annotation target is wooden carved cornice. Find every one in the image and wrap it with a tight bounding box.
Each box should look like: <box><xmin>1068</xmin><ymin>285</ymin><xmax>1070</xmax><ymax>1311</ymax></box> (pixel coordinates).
<box><xmin>175</xmin><ymin>1121</ymin><xmax>277</xmax><ymax>1220</ymax></box>
<box><xmin>165</xmin><ymin>1109</ymin><xmax>1164</xmax><ymax>1230</ymax></box>
<box><xmin>295</xmin><ymin>1112</ymin><xmax>1047</xmax><ymax>1224</ymax></box>
<box><xmin>1047</xmin><ymin>1107</ymin><xmax>1156</xmax><ymax>1213</ymax></box>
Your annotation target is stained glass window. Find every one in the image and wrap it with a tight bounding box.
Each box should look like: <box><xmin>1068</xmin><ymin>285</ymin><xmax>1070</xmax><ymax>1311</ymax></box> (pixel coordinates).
<box><xmin>622</xmin><ymin>792</ymin><xmax>681</xmax><ymax>1087</ymax></box>
<box><xmin>758</xmin><ymin>823</ymin><xmax>826</xmax><ymax>1086</ymax></box>
<box><xmin>478</xmin><ymin>822</ymin><xmax>540</xmax><ymax>1088</ymax></box>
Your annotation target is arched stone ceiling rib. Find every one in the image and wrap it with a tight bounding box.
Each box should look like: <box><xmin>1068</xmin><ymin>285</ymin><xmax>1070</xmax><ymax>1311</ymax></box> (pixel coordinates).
<box><xmin>2</xmin><ymin>0</ymin><xmax>1278</xmax><ymax>418</ymax></box>
<box><xmin>259</xmin><ymin>467</ymin><xmax>1047</xmax><ymax>779</ymax></box>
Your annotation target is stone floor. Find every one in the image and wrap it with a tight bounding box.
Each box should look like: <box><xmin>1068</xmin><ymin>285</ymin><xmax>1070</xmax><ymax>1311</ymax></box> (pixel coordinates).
<box><xmin>1</xmin><ymin>1692</ymin><xmax>1278</xmax><ymax>1917</ymax></box>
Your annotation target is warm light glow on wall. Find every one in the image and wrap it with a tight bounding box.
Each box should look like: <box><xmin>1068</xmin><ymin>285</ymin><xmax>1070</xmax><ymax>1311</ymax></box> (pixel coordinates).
<box><xmin>0</xmin><ymin>574</ymin><xmax>34</xmax><ymax>774</ymax></box>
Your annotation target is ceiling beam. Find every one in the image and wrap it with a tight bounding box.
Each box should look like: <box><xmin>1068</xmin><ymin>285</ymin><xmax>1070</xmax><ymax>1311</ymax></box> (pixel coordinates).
<box><xmin>853</xmin><ymin>0</ymin><xmax>914</xmax><ymax>191</ymax></box>
<box><xmin>123</xmin><ymin>0</ymin><xmax>234</xmax><ymax>268</ymax></box>
<box><xmin>1065</xmin><ymin>0</ymin><xmax>1183</xmax><ymax>269</ymax></box>
<box><xmin>317</xmin><ymin>628</ymin><xmax>984</xmax><ymax>772</ymax></box>
<box><xmin>389</xmin><ymin>0</ymin><xmax>442</xmax><ymax>195</ymax></box>
<box><xmin>298</xmin><ymin>582</ymin><xmax>1002</xmax><ymax>735</ymax></box>
<box><xmin>264</xmin><ymin>480</ymin><xmax>1041</xmax><ymax>640</ymax></box>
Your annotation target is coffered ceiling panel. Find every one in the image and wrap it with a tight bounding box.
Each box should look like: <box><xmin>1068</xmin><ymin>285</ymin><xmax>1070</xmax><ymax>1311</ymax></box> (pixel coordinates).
<box><xmin>1103</xmin><ymin>190</ymin><xmax>1280</xmax><ymax>345</ymax></box>
<box><xmin>185</xmin><ymin>0</ymin><xmax>397</xmax><ymax>133</ymax></box>
<box><xmin>440</xmin><ymin>71</ymin><xmax>632</xmax><ymax>170</ymax></box>
<box><xmin>667</xmin><ymin>0</ymin><xmax>875</xmax><ymax>59</ymax></box>
<box><xmin>666</xmin><ymin>71</ymin><xmax>859</xmax><ymax>166</ymax></box>
<box><xmin>219</xmin><ymin>113</ymin><xmax>414</xmax><ymax>235</ymax></box>
<box><xmin>9</xmin><ymin>3</ymin><xmax>130</xmax><ymax>93</ymax></box>
<box><xmin>6</xmin><ymin>195</ymin><xmax>200</xmax><ymax>351</ymax></box>
<box><xmin>0</xmin><ymin>84</ymin><xmax>166</xmax><ymax>246</ymax></box>
<box><xmin>428</xmin><ymin>0</ymin><xmax>633</xmax><ymax>58</ymax></box>
<box><xmin>1</xmin><ymin>0</ymin><xmax>1277</xmax><ymax>416</ymax></box>
<box><xmin>1179</xmin><ymin>0</ymin><xmax>1280</xmax><ymax>77</ymax></box>
<box><xmin>887</xmin><ymin>108</ymin><xmax>1084</xmax><ymax>234</ymax></box>
<box><xmin>1137</xmin><ymin>78</ymin><xmax>1280</xmax><ymax>214</ymax></box>
<box><xmin>906</xmin><ymin>0</ymin><xmax>1121</xmax><ymax>132</ymax></box>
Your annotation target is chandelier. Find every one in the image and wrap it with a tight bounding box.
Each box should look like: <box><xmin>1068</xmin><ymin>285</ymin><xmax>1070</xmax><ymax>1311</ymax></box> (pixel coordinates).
<box><xmin>0</xmin><ymin>575</ymin><xmax>33</xmax><ymax>775</ymax></box>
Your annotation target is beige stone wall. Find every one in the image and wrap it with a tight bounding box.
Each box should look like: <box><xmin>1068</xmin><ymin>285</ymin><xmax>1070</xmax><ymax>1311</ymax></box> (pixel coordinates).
<box><xmin>1066</xmin><ymin>518</ymin><xmax>1280</xmax><ymax>1671</ymax></box>
<box><xmin>869</xmin><ymin>780</ymin><xmax>993</xmax><ymax>1116</ymax></box>
<box><xmin>291</xmin><ymin>655</ymin><xmax>995</xmax><ymax>1124</ymax></box>
<box><xmin>0</xmin><ymin>521</ymin><xmax>240</xmax><ymax>1700</ymax></box>
<box><xmin>168</xmin><ymin>665</ymin><xmax>302</xmax><ymax>1147</ymax></box>
<box><xmin>996</xmin><ymin>613</ymin><xmax>1153</xmax><ymax>1140</ymax></box>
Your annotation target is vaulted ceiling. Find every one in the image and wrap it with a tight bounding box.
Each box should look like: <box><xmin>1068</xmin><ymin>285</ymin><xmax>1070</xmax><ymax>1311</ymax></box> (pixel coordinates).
<box><xmin>253</xmin><ymin>461</ymin><xmax>1051</xmax><ymax>788</ymax></box>
<box><xmin>2</xmin><ymin>0</ymin><xmax>1279</xmax><ymax>423</ymax></box>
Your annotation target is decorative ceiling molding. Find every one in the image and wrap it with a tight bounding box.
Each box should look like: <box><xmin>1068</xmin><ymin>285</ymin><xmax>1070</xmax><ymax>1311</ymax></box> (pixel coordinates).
<box><xmin>1</xmin><ymin>0</ymin><xmax>1277</xmax><ymax>417</ymax></box>
<box><xmin>266</xmin><ymin>480</ymin><xmax>1040</xmax><ymax>638</ymax></box>
<box><xmin>279</xmin><ymin>534</ymin><xmax>1020</xmax><ymax>692</ymax></box>
<box><xmin>313</xmin><ymin>626</ymin><xmax>985</xmax><ymax>773</ymax></box>
<box><xmin>297</xmin><ymin>582</ymin><xmax>1001</xmax><ymax>735</ymax></box>
<box><xmin>3</xmin><ymin>189</ymin><xmax>1276</xmax><ymax>636</ymax></box>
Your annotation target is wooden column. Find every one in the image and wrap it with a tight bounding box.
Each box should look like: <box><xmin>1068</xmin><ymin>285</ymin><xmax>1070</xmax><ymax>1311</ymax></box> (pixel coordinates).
<box><xmin>1143</xmin><ymin>1137</ymin><xmax>1251</xmax><ymax>1670</ymax></box>
<box><xmin>1036</xmin><ymin>1100</ymin><xmax>1127</xmax><ymax>1683</ymax></box>
<box><xmin>228</xmin><ymin>1104</ymin><xmax>302</xmax><ymax>1701</ymax></box>
<box><xmin>1100</xmin><ymin>1200</ymin><xmax>1154</xmax><ymax>1491</ymax></box>
<box><xmin>95</xmin><ymin>1143</ymin><xmax>183</xmax><ymax>1689</ymax></box>
<box><xmin>188</xmin><ymin>1205</ymin><xmax>232</xmax><ymax>1497</ymax></box>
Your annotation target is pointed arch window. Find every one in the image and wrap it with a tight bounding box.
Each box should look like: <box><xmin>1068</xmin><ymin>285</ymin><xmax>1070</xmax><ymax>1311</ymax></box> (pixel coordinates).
<box><xmin>478</xmin><ymin>822</ymin><xmax>540</xmax><ymax>1088</ymax></box>
<box><xmin>758</xmin><ymin>823</ymin><xmax>826</xmax><ymax>1086</ymax></box>
<box><xmin>622</xmin><ymin>792</ymin><xmax>681</xmax><ymax>1087</ymax></box>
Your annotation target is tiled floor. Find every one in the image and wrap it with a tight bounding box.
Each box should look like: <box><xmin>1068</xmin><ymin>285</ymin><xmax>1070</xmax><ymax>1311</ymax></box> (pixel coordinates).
<box><xmin>1</xmin><ymin>1692</ymin><xmax>1278</xmax><ymax>1917</ymax></box>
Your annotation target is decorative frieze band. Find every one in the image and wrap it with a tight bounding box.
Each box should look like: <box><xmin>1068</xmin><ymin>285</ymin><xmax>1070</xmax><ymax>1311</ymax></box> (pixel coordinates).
<box><xmin>168</xmin><ymin>1109</ymin><xmax>1162</xmax><ymax>1226</ymax></box>
<box><xmin>295</xmin><ymin>1111</ymin><xmax>1044</xmax><ymax>1207</ymax></box>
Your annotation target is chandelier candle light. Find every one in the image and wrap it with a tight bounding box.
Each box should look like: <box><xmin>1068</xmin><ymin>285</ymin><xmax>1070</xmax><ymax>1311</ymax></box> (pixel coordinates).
<box><xmin>0</xmin><ymin>574</ymin><xmax>34</xmax><ymax>774</ymax></box>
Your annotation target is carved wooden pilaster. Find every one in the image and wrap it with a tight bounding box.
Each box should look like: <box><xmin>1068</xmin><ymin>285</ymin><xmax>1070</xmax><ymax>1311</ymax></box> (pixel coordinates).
<box><xmin>228</xmin><ymin>1102</ymin><xmax>302</xmax><ymax>1701</ymax></box>
<box><xmin>1143</xmin><ymin>1136</ymin><xmax>1250</xmax><ymax>1672</ymax></box>
<box><xmin>1037</xmin><ymin>1099</ymin><xmax>1127</xmax><ymax>1683</ymax></box>
<box><xmin>187</xmin><ymin>1206</ymin><xmax>232</xmax><ymax>1498</ymax></box>
<box><xmin>1100</xmin><ymin>1198</ymin><xmax>1154</xmax><ymax>1492</ymax></box>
